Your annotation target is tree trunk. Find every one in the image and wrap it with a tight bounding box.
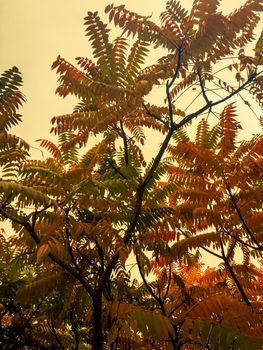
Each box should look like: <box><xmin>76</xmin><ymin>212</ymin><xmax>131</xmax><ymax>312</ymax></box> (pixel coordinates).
<box><xmin>92</xmin><ymin>293</ymin><xmax>103</xmax><ymax>350</ymax></box>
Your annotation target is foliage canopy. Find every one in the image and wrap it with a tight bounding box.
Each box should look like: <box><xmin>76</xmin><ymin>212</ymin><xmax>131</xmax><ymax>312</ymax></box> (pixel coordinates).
<box><xmin>1</xmin><ymin>1</ymin><xmax>263</xmax><ymax>349</ymax></box>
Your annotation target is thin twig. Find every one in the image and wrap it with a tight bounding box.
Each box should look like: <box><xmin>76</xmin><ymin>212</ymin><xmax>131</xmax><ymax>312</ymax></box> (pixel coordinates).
<box><xmin>175</xmin><ymin>224</ymin><xmax>223</xmax><ymax>260</ymax></box>
<box><xmin>225</xmin><ymin>182</ymin><xmax>263</xmax><ymax>250</ymax></box>
<box><xmin>49</xmin><ymin>318</ymin><xmax>65</xmax><ymax>350</ymax></box>
<box><xmin>120</xmin><ymin>121</ymin><xmax>129</xmax><ymax>166</ymax></box>
<box><xmin>0</xmin><ymin>208</ymin><xmax>95</xmax><ymax>298</ymax></box>
<box><xmin>184</xmin><ymin>91</ymin><xmax>202</xmax><ymax>113</ymax></box>
<box><xmin>175</xmin><ymin>70</ymin><xmax>258</xmax><ymax>130</ymax></box>
<box><xmin>168</xmin><ymin>301</ymin><xmax>185</xmax><ymax>318</ymax></box>
<box><xmin>197</xmin><ymin>67</ymin><xmax>210</xmax><ymax>105</ymax></box>
<box><xmin>221</xmin><ymin>226</ymin><xmax>262</xmax><ymax>251</ymax></box>
<box><xmin>162</xmin><ymin>264</ymin><xmax>172</xmax><ymax>304</ymax></box>
<box><xmin>168</xmin><ymin>46</ymin><xmax>182</xmax><ymax>88</ymax></box>
<box><xmin>167</xmin><ymin>46</ymin><xmax>182</xmax><ymax>126</ymax></box>
<box><xmin>143</xmin><ymin>103</ymin><xmax>169</xmax><ymax>128</ymax></box>
<box><xmin>135</xmin><ymin>254</ymin><xmax>162</xmax><ymax>306</ymax></box>
<box><xmin>107</xmin><ymin>159</ymin><xmax>127</xmax><ymax>179</ymax></box>
<box><xmin>219</xmin><ymin>236</ymin><xmax>251</xmax><ymax>306</ymax></box>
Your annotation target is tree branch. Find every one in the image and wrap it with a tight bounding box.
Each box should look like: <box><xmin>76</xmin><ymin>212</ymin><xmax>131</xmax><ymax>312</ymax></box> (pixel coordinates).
<box><xmin>94</xmin><ymin>63</ymin><xmax>260</xmax><ymax>305</ymax></box>
<box><xmin>219</xmin><ymin>237</ymin><xmax>251</xmax><ymax>306</ymax></box>
<box><xmin>197</xmin><ymin>67</ymin><xmax>210</xmax><ymax>105</ymax></box>
<box><xmin>75</xmin><ymin>247</ymin><xmax>100</xmax><ymax>273</ymax></box>
<box><xmin>225</xmin><ymin>182</ymin><xmax>263</xmax><ymax>250</ymax></box>
<box><xmin>32</xmin><ymin>204</ymin><xmax>53</xmax><ymax>229</ymax></box>
<box><xmin>94</xmin><ymin>239</ymin><xmax>105</xmax><ymax>274</ymax></box>
<box><xmin>136</xmin><ymin>254</ymin><xmax>163</xmax><ymax>306</ymax></box>
<box><xmin>175</xmin><ymin>224</ymin><xmax>223</xmax><ymax>260</ymax></box>
<box><xmin>0</xmin><ymin>208</ymin><xmax>95</xmax><ymax>299</ymax></box>
<box><xmin>64</xmin><ymin>209</ymin><xmax>86</xmax><ymax>279</ymax></box>
<box><xmin>167</xmin><ymin>46</ymin><xmax>182</xmax><ymax>126</ymax></box>
<box><xmin>136</xmin><ymin>256</ymin><xmax>177</xmax><ymax>349</ymax></box>
<box><xmin>97</xmin><ymin>184</ymin><xmax>144</xmax><ymax>295</ymax></box>
<box><xmin>107</xmin><ymin>159</ymin><xmax>127</xmax><ymax>179</ymax></box>
<box><xmin>168</xmin><ymin>300</ymin><xmax>185</xmax><ymax>318</ymax></box>
<box><xmin>120</xmin><ymin>121</ymin><xmax>129</xmax><ymax>166</ymax></box>
<box><xmin>162</xmin><ymin>264</ymin><xmax>172</xmax><ymax>304</ymax></box>
<box><xmin>168</xmin><ymin>46</ymin><xmax>182</xmax><ymax>89</ymax></box>
<box><xmin>175</xmin><ymin>70</ymin><xmax>258</xmax><ymax>130</ymax></box>
<box><xmin>221</xmin><ymin>226</ymin><xmax>263</xmax><ymax>251</ymax></box>
<box><xmin>49</xmin><ymin>318</ymin><xmax>65</xmax><ymax>350</ymax></box>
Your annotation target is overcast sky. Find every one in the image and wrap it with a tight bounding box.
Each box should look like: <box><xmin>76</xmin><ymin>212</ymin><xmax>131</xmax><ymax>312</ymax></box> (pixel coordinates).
<box><xmin>0</xmin><ymin>0</ymin><xmax>262</xmax><ymax>160</ymax></box>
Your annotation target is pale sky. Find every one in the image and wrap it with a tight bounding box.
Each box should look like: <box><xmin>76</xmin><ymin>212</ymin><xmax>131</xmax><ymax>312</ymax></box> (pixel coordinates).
<box><xmin>0</xmin><ymin>0</ymin><xmax>262</xmax><ymax>159</ymax></box>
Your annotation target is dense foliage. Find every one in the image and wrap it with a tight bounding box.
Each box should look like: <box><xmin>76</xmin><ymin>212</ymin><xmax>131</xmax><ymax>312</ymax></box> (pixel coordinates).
<box><xmin>1</xmin><ymin>1</ymin><xmax>263</xmax><ymax>349</ymax></box>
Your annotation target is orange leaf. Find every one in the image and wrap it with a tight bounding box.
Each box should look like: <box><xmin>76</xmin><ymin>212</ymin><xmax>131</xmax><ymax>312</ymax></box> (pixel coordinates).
<box><xmin>36</xmin><ymin>243</ymin><xmax>50</xmax><ymax>263</ymax></box>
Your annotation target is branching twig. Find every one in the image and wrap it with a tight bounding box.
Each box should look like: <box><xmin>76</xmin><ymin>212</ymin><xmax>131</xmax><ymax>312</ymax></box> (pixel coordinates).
<box><xmin>136</xmin><ymin>256</ymin><xmax>178</xmax><ymax>349</ymax></box>
<box><xmin>0</xmin><ymin>208</ymin><xmax>95</xmax><ymax>299</ymax></box>
<box><xmin>175</xmin><ymin>70</ymin><xmax>258</xmax><ymax>130</ymax></box>
<box><xmin>168</xmin><ymin>46</ymin><xmax>182</xmax><ymax>89</ymax></box>
<box><xmin>175</xmin><ymin>224</ymin><xmax>223</xmax><ymax>260</ymax></box>
<box><xmin>95</xmin><ymin>239</ymin><xmax>105</xmax><ymax>274</ymax></box>
<box><xmin>168</xmin><ymin>301</ymin><xmax>185</xmax><ymax>318</ymax></box>
<box><xmin>184</xmin><ymin>91</ymin><xmax>202</xmax><ymax>113</ymax></box>
<box><xmin>143</xmin><ymin>103</ymin><xmax>169</xmax><ymax>128</ymax></box>
<box><xmin>76</xmin><ymin>247</ymin><xmax>100</xmax><ymax>272</ymax></box>
<box><xmin>19</xmin><ymin>296</ymin><xmax>46</xmax><ymax>332</ymax></box>
<box><xmin>64</xmin><ymin>209</ymin><xmax>85</xmax><ymax>276</ymax></box>
<box><xmin>94</xmin><ymin>62</ymin><xmax>260</xmax><ymax>310</ymax></box>
<box><xmin>221</xmin><ymin>226</ymin><xmax>262</xmax><ymax>251</ymax></box>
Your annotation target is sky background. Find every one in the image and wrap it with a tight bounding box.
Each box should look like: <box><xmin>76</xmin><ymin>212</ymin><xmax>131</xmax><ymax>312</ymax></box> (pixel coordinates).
<box><xmin>0</xmin><ymin>0</ymin><xmax>262</xmax><ymax>266</ymax></box>
<box><xmin>1</xmin><ymin>0</ymin><xmax>262</xmax><ymax>161</ymax></box>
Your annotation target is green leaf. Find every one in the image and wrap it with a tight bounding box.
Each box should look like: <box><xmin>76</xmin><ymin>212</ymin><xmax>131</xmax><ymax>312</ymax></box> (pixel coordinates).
<box><xmin>219</xmin><ymin>328</ymin><xmax>235</xmax><ymax>350</ymax></box>
<box><xmin>209</xmin><ymin>324</ymin><xmax>222</xmax><ymax>347</ymax></box>
<box><xmin>200</xmin><ymin>319</ymin><xmax>211</xmax><ymax>346</ymax></box>
<box><xmin>0</xmin><ymin>181</ymin><xmax>57</xmax><ymax>208</ymax></box>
